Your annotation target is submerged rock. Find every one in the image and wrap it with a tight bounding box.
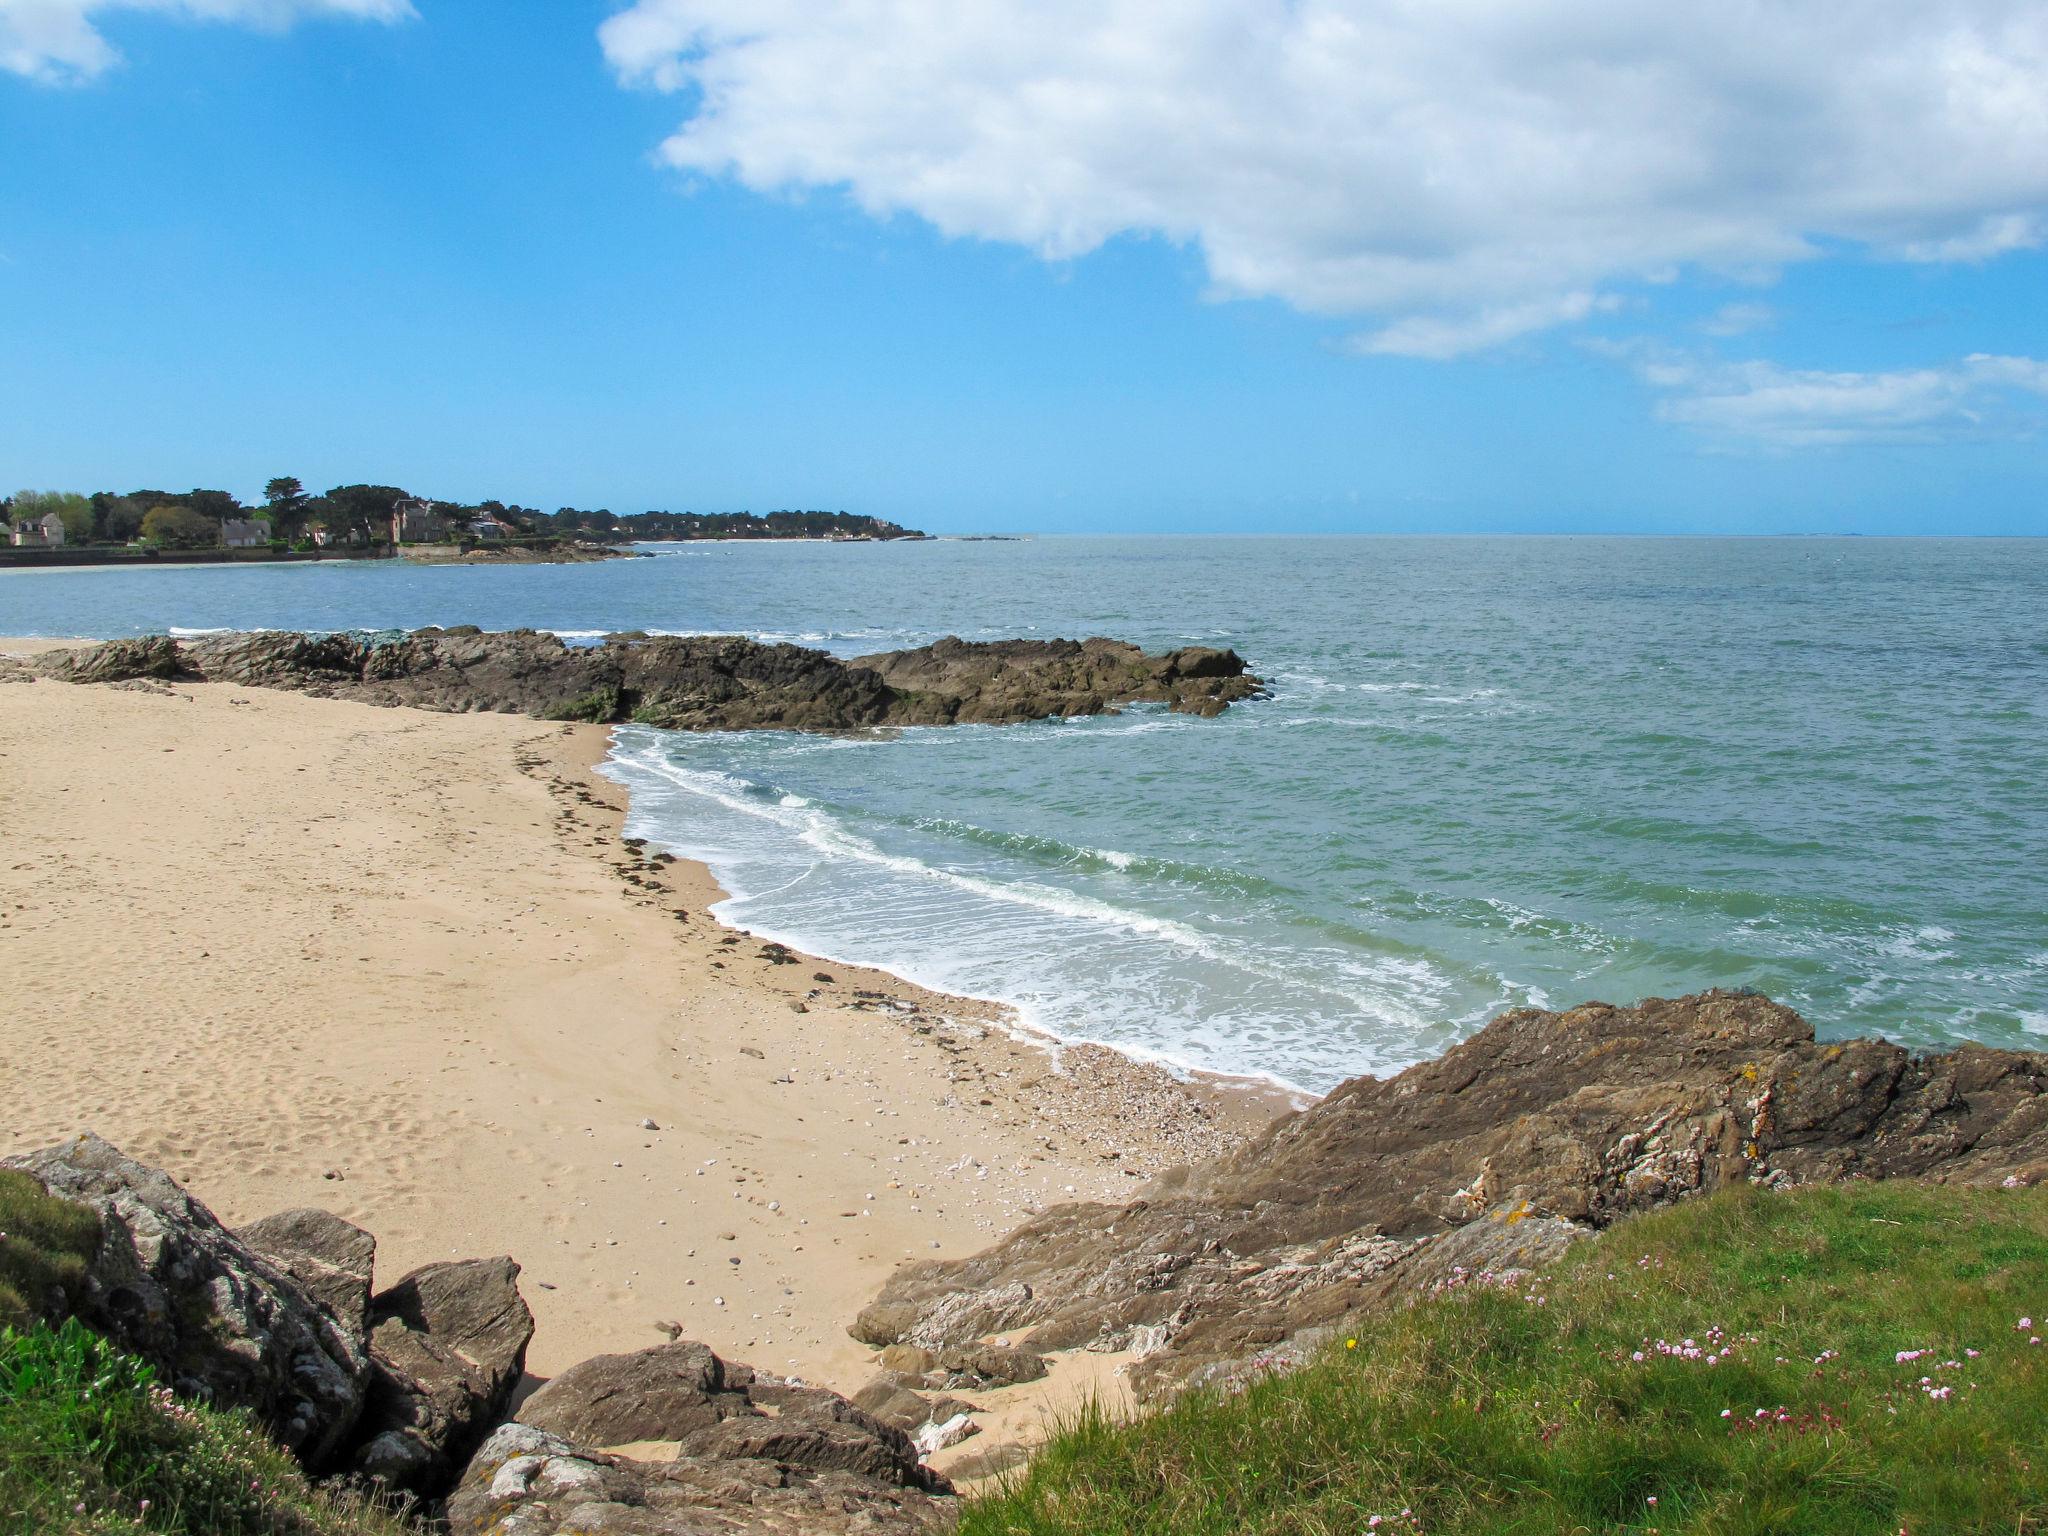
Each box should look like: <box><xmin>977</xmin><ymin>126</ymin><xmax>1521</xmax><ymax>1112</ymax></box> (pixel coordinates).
<box><xmin>34</xmin><ymin>628</ymin><xmax>1264</xmax><ymax>731</ymax></box>
<box><xmin>2</xmin><ymin>1134</ymin><xmax>369</xmax><ymax>1467</ymax></box>
<box><xmin>852</xmin><ymin>991</ymin><xmax>2048</xmax><ymax>1400</ymax></box>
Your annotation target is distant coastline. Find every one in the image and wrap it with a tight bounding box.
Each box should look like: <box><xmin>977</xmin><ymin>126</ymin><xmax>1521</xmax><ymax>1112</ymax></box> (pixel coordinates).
<box><xmin>6</xmin><ymin>481</ymin><xmax>928</xmax><ymax>565</ymax></box>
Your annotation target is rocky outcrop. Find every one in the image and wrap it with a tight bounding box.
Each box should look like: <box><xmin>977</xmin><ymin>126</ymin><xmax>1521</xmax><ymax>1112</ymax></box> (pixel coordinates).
<box><xmin>40</xmin><ymin>634</ymin><xmax>185</xmax><ymax>684</ymax></box>
<box><xmin>353</xmin><ymin>1256</ymin><xmax>536</xmax><ymax>1495</ymax></box>
<box><xmin>398</xmin><ymin>543</ymin><xmax>639</xmax><ymax>565</ymax></box>
<box><xmin>515</xmin><ymin>1340</ymin><xmax>939</xmax><ymax>1487</ymax></box>
<box><xmin>449</xmin><ymin>1340</ymin><xmax>954</xmax><ymax>1534</ymax></box>
<box><xmin>517</xmin><ymin>1339</ymin><xmax>746</xmax><ymax>1446</ymax></box>
<box><xmin>236</xmin><ymin>1207</ymin><xmax>377</xmax><ymax>1340</ymax></box>
<box><xmin>851</xmin><ymin>636</ymin><xmax>1262</xmax><ymax>721</ymax></box>
<box><xmin>448</xmin><ymin>1422</ymin><xmax>955</xmax><ymax>1535</ymax></box>
<box><xmin>33</xmin><ymin>628</ymin><xmax>1263</xmax><ymax>731</ymax></box>
<box><xmin>853</xmin><ymin>991</ymin><xmax>2048</xmax><ymax>1400</ymax></box>
<box><xmin>2</xmin><ymin>1134</ymin><xmax>544</xmax><ymax>1497</ymax></box>
<box><xmin>2</xmin><ymin>1134</ymin><xmax>370</xmax><ymax>1467</ymax></box>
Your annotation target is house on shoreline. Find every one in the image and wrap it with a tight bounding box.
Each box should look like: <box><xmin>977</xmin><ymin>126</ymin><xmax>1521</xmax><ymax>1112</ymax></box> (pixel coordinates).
<box><xmin>9</xmin><ymin>513</ymin><xmax>66</xmax><ymax>548</ymax></box>
<box><xmin>220</xmin><ymin>518</ymin><xmax>273</xmax><ymax>549</ymax></box>
<box><xmin>390</xmin><ymin>500</ymin><xmax>448</xmax><ymax>544</ymax></box>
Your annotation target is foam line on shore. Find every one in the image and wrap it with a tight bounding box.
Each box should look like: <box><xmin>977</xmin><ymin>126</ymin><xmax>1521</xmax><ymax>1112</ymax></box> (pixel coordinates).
<box><xmin>598</xmin><ymin>727</ymin><xmax>1507</xmax><ymax>1097</ymax></box>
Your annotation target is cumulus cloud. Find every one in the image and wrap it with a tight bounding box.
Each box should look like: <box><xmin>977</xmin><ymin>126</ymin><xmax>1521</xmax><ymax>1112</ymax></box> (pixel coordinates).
<box><xmin>599</xmin><ymin>0</ymin><xmax>2048</xmax><ymax>353</ymax></box>
<box><xmin>1598</xmin><ymin>343</ymin><xmax>2048</xmax><ymax>447</ymax></box>
<box><xmin>0</xmin><ymin>0</ymin><xmax>412</xmax><ymax>84</ymax></box>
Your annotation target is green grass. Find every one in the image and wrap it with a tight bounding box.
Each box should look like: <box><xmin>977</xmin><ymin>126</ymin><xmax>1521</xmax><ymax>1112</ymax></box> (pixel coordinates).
<box><xmin>0</xmin><ymin>1170</ymin><xmax>101</xmax><ymax>1331</ymax></box>
<box><xmin>965</xmin><ymin>1183</ymin><xmax>2048</xmax><ymax>1536</ymax></box>
<box><xmin>0</xmin><ymin>1320</ymin><xmax>418</xmax><ymax>1536</ymax></box>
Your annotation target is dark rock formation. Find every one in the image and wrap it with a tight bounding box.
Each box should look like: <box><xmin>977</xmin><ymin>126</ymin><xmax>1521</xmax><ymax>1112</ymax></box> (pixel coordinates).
<box><xmin>34</xmin><ymin>628</ymin><xmax>1263</xmax><ymax>731</ymax></box>
<box><xmin>1</xmin><ymin>1134</ymin><xmax>369</xmax><ymax>1467</ymax></box>
<box><xmin>449</xmin><ymin>1340</ymin><xmax>954</xmax><ymax>1534</ymax></box>
<box><xmin>353</xmin><ymin>1256</ymin><xmax>536</xmax><ymax>1495</ymax></box>
<box><xmin>518</xmin><ymin>1339</ymin><xmax>745</xmax><ymax>1446</ymax></box>
<box><xmin>43</xmin><ymin>634</ymin><xmax>185</xmax><ymax>684</ymax></box>
<box><xmin>930</xmin><ymin>1343</ymin><xmax>1045</xmax><ymax>1388</ymax></box>
<box><xmin>236</xmin><ymin>1207</ymin><xmax>377</xmax><ymax>1340</ymax></box>
<box><xmin>448</xmin><ymin>1422</ymin><xmax>955</xmax><ymax>1535</ymax></box>
<box><xmin>515</xmin><ymin>1340</ymin><xmax>939</xmax><ymax>1487</ymax></box>
<box><xmin>852</xmin><ymin>636</ymin><xmax>1261</xmax><ymax>722</ymax></box>
<box><xmin>853</xmin><ymin>991</ymin><xmax>2048</xmax><ymax>1399</ymax></box>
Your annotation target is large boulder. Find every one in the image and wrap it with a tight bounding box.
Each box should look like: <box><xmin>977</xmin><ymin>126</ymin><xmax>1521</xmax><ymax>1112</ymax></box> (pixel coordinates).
<box><xmin>34</xmin><ymin>635</ymin><xmax>189</xmax><ymax>684</ymax></box>
<box><xmin>353</xmin><ymin>1256</ymin><xmax>535</xmax><ymax>1496</ymax></box>
<box><xmin>853</xmin><ymin>991</ymin><xmax>2048</xmax><ymax>1400</ymax></box>
<box><xmin>450</xmin><ymin>1341</ymin><xmax>953</xmax><ymax>1534</ymax></box>
<box><xmin>449</xmin><ymin>1422</ymin><xmax>956</xmax><ymax>1535</ymax></box>
<box><xmin>1</xmin><ymin>1134</ymin><xmax>368</xmax><ymax>1466</ymax></box>
<box><xmin>517</xmin><ymin>1340</ymin><xmax>939</xmax><ymax>1490</ymax></box>
<box><xmin>519</xmin><ymin>1339</ymin><xmax>746</xmax><ymax>1446</ymax></box>
<box><xmin>235</xmin><ymin>1207</ymin><xmax>377</xmax><ymax>1340</ymax></box>
<box><xmin>34</xmin><ymin>629</ymin><xmax>1265</xmax><ymax>732</ymax></box>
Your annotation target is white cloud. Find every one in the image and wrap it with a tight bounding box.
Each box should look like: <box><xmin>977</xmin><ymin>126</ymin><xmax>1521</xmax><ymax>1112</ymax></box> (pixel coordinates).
<box><xmin>1600</xmin><ymin>344</ymin><xmax>2048</xmax><ymax>447</ymax></box>
<box><xmin>600</xmin><ymin>0</ymin><xmax>2048</xmax><ymax>353</ymax></box>
<box><xmin>1698</xmin><ymin>303</ymin><xmax>1777</xmax><ymax>338</ymax></box>
<box><xmin>1349</xmin><ymin>292</ymin><xmax>1620</xmax><ymax>361</ymax></box>
<box><xmin>0</xmin><ymin>0</ymin><xmax>412</xmax><ymax>84</ymax></box>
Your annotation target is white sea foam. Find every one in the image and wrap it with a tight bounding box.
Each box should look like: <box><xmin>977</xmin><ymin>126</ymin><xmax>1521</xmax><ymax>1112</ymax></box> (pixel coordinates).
<box><xmin>599</xmin><ymin>730</ymin><xmax>1485</xmax><ymax>1092</ymax></box>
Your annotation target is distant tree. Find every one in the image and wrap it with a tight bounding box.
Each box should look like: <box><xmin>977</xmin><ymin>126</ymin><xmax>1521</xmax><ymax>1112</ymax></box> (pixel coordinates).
<box><xmin>90</xmin><ymin>493</ymin><xmax>146</xmax><ymax>542</ymax></box>
<box><xmin>262</xmin><ymin>477</ymin><xmax>310</xmax><ymax>537</ymax></box>
<box><xmin>184</xmin><ymin>489</ymin><xmax>241</xmax><ymax>521</ymax></box>
<box><xmin>140</xmin><ymin>504</ymin><xmax>218</xmax><ymax>549</ymax></box>
<box><xmin>323</xmin><ymin>485</ymin><xmax>411</xmax><ymax>543</ymax></box>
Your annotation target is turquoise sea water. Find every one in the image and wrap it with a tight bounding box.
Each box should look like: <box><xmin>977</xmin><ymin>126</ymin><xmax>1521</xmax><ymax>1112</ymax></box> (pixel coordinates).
<box><xmin>6</xmin><ymin>536</ymin><xmax>2044</xmax><ymax>1092</ymax></box>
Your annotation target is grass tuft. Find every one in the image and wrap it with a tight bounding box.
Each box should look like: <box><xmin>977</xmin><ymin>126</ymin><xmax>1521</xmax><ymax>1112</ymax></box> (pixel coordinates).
<box><xmin>965</xmin><ymin>1183</ymin><xmax>2048</xmax><ymax>1535</ymax></box>
<box><xmin>0</xmin><ymin>1170</ymin><xmax>100</xmax><ymax>1332</ymax></box>
<box><xmin>0</xmin><ymin>1319</ymin><xmax>419</xmax><ymax>1535</ymax></box>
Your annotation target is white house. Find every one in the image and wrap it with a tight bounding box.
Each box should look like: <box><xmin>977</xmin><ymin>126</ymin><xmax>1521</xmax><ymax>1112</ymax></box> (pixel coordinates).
<box><xmin>9</xmin><ymin>513</ymin><xmax>66</xmax><ymax>548</ymax></box>
<box><xmin>220</xmin><ymin>518</ymin><xmax>273</xmax><ymax>549</ymax></box>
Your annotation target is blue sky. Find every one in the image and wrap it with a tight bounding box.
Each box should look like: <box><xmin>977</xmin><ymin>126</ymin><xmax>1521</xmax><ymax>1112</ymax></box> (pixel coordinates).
<box><xmin>2</xmin><ymin>0</ymin><xmax>2046</xmax><ymax>534</ymax></box>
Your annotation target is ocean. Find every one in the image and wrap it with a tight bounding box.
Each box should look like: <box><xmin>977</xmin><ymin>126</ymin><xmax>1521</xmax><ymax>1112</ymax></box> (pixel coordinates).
<box><xmin>7</xmin><ymin>535</ymin><xmax>2043</xmax><ymax>1094</ymax></box>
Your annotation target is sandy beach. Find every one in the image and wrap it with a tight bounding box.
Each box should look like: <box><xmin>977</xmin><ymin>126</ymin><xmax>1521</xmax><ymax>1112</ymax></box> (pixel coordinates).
<box><xmin>0</xmin><ymin>640</ymin><xmax>1285</xmax><ymax>1462</ymax></box>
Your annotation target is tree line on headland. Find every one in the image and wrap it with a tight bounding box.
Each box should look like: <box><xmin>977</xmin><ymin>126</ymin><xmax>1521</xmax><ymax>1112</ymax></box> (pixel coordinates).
<box><xmin>4</xmin><ymin>478</ymin><xmax>925</xmax><ymax>552</ymax></box>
